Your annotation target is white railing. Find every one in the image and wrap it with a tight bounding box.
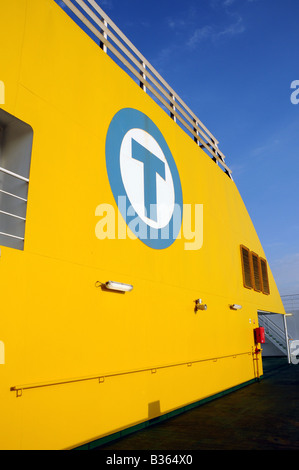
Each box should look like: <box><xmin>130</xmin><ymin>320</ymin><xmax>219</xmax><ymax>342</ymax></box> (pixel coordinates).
<box><xmin>258</xmin><ymin>315</ymin><xmax>289</xmax><ymax>354</ymax></box>
<box><xmin>0</xmin><ymin>166</ymin><xmax>28</xmax><ymax>245</ymax></box>
<box><xmin>258</xmin><ymin>313</ymin><xmax>298</xmax><ymax>363</ymax></box>
<box><xmin>0</xmin><ymin>166</ymin><xmax>29</xmax><ymax>183</ymax></box>
<box><xmin>58</xmin><ymin>0</ymin><xmax>232</xmax><ymax>178</ymax></box>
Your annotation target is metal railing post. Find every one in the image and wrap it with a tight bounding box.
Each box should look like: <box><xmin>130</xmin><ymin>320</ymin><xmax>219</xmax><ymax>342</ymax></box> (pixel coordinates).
<box><xmin>140</xmin><ymin>60</ymin><xmax>146</xmax><ymax>92</ymax></box>
<box><xmin>100</xmin><ymin>18</ymin><xmax>107</xmax><ymax>52</ymax></box>
<box><xmin>170</xmin><ymin>93</ymin><xmax>176</xmax><ymax>122</ymax></box>
<box><xmin>193</xmin><ymin>119</ymin><xmax>199</xmax><ymax>145</ymax></box>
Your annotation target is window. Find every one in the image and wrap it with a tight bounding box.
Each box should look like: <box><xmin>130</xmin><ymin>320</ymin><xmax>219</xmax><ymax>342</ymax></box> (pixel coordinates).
<box><xmin>240</xmin><ymin>245</ymin><xmax>253</xmax><ymax>289</ymax></box>
<box><xmin>260</xmin><ymin>258</ymin><xmax>270</xmax><ymax>295</ymax></box>
<box><xmin>0</xmin><ymin>81</ymin><xmax>4</xmax><ymax>105</ymax></box>
<box><xmin>240</xmin><ymin>245</ymin><xmax>270</xmax><ymax>295</ymax></box>
<box><xmin>0</xmin><ymin>109</ymin><xmax>33</xmax><ymax>250</ymax></box>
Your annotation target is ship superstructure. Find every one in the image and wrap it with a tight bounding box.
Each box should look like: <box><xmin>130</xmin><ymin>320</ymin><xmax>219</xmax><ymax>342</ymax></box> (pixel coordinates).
<box><xmin>0</xmin><ymin>0</ymin><xmax>285</xmax><ymax>449</ymax></box>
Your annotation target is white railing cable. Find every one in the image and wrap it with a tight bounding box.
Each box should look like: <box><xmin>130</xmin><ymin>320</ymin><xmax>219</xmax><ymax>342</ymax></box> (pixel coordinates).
<box><xmin>0</xmin><ymin>189</ymin><xmax>27</xmax><ymax>202</ymax></box>
<box><xmin>0</xmin><ymin>166</ymin><xmax>29</xmax><ymax>183</ymax></box>
<box><xmin>85</xmin><ymin>0</ymin><xmax>219</xmax><ymax>142</ymax></box>
<box><xmin>0</xmin><ymin>231</ymin><xmax>25</xmax><ymax>241</ymax></box>
<box><xmin>0</xmin><ymin>209</ymin><xmax>26</xmax><ymax>221</ymax></box>
<box><xmin>0</xmin><ymin>167</ymin><xmax>29</xmax><ymax>246</ymax></box>
<box><xmin>258</xmin><ymin>315</ymin><xmax>291</xmax><ymax>356</ymax></box>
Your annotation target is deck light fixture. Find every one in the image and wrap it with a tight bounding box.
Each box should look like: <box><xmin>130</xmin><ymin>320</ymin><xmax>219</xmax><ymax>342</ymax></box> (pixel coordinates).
<box><xmin>230</xmin><ymin>304</ymin><xmax>242</xmax><ymax>310</ymax></box>
<box><xmin>105</xmin><ymin>281</ymin><xmax>133</xmax><ymax>292</ymax></box>
<box><xmin>194</xmin><ymin>299</ymin><xmax>207</xmax><ymax>312</ymax></box>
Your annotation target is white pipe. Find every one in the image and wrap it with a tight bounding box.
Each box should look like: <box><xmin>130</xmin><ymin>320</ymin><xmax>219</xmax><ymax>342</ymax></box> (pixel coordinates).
<box><xmin>0</xmin><ymin>166</ymin><xmax>29</xmax><ymax>183</ymax></box>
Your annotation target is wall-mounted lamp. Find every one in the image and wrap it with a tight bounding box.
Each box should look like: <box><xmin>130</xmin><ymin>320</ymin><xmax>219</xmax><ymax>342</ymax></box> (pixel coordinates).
<box><xmin>194</xmin><ymin>299</ymin><xmax>207</xmax><ymax>312</ymax></box>
<box><xmin>105</xmin><ymin>281</ymin><xmax>133</xmax><ymax>292</ymax></box>
<box><xmin>230</xmin><ymin>304</ymin><xmax>242</xmax><ymax>310</ymax></box>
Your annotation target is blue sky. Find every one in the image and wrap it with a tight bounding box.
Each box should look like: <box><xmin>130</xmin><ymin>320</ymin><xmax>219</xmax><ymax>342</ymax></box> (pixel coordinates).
<box><xmin>94</xmin><ymin>0</ymin><xmax>299</xmax><ymax>295</ymax></box>
<box><xmin>59</xmin><ymin>0</ymin><xmax>299</xmax><ymax>295</ymax></box>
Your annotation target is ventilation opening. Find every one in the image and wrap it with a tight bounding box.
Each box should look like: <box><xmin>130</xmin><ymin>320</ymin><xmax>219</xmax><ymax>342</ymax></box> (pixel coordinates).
<box><xmin>0</xmin><ymin>109</ymin><xmax>33</xmax><ymax>250</ymax></box>
<box><xmin>260</xmin><ymin>258</ymin><xmax>270</xmax><ymax>295</ymax></box>
<box><xmin>240</xmin><ymin>244</ymin><xmax>270</xmax><ymax>295</ymax></box>
<box><xmin>251</xmin><ymin>252</ymin><xmax>262</xmax><ymax>292</ymax></box>
<box><xmin>240</xmin><ymin>245</ymin><xmax>253</xmax><ymax>289</ymax></box>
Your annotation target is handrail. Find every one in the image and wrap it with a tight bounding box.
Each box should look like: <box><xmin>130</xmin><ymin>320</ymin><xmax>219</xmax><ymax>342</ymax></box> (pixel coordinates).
<box><xmin>0</xmin><ymin>189</ymin><xmax>27</xmax><ymax>202</ymax></box>
<box><xmin>80</xmin><ymin>0</ymin><xmax>228</xmax><ymax>167</ymax></box>
<box><xmin>0</xmin><ymin>209</ymin><xmax>26</xmax><ymax>221</ymax></box>
<box><xmin>259</xmin><ymin>317</ymin><xmax>284</xmax><ymax>341</ymax></box>
<box><xmin>0</xmin><ymin>166</ymin><xmax>29</xmax><ymax>183</ymax></box>
<box><xmin>11</xmin><ymin>351</ymin><xmax>251</xmax><ymax>396</ymax></box>
<box><xmin>59</xmin><ymin>0</ymin><xmax>232</xmax><ymax>178</ymax></box>
<box><xmin>0</xmin><ymin>231</ymin><xmax>25</xmax><ymax>241</ymax></box>
<box><xmin>0</xmin><ymin>167</ymin><xmax>29</xmax><ymax>247</ymax></box>
<box><xmin>75</xmin><ymin>0</ymin><xmax>227</xmax><ymax>162</ymax></box>
<box><xmin>258</xmin><ymin>315</ymin><xmax>291</xmax><ymax>357</ymax></box>
<box><xmin>260</xmin><ymin>315</ymin><xmax>290</xmax><ymax>343</ymax></box>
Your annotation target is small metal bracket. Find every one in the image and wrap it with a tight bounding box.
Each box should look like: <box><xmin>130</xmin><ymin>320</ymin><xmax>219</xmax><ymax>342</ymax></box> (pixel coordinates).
<box><xmin>194</xmin><ymin>299</ymin><xmax>207</xmax><ymax>312</ymax></box>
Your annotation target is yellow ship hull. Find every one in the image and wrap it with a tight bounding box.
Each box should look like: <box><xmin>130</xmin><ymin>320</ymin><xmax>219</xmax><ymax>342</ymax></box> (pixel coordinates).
<box><xmin>0</xmin><ymin>0</ymin><xmax>285</xmax><ymax>449</ymax></box>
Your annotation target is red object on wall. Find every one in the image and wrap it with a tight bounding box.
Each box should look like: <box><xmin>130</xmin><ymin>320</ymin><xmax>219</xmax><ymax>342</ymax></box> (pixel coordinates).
<box><xmin>254</xmin><ymin>327</ymin><xmax>265</xmax><ymax>344</ymax></box>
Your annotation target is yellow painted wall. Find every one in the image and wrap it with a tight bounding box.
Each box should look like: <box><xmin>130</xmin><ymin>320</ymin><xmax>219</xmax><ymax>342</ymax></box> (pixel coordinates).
<box><xmin>0</xmin><ymin>0</ymin><xmax>285</xmax><ymax>449</ymax></box>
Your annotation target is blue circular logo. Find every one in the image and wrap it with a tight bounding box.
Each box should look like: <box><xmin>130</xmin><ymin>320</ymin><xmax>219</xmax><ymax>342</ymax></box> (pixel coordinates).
<box><xmin>105</xmin><ymin>108</ymin><xmax>183</xmax><ymax>249</ymax></box>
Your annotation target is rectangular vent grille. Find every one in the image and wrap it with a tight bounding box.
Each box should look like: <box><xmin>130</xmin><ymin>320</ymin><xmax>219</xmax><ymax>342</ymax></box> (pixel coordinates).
<box><xmin>240</xmin><ymin>245</ymin><xmax>270</xmax><ymax>295</ymax></box>
<box><xmin>251</xmin><ymin>252</ymin><xmax>262</xmax><ymax>292</ymax></box>
<box><xmin>260</xmin><ymin>258</ymin><xmax>270</xmax><ymax>295</ymax></box>
<box><xmin>241</xmin><ymin>245</ymin><xmax>253</xmax><ymax>289</ymax></box>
